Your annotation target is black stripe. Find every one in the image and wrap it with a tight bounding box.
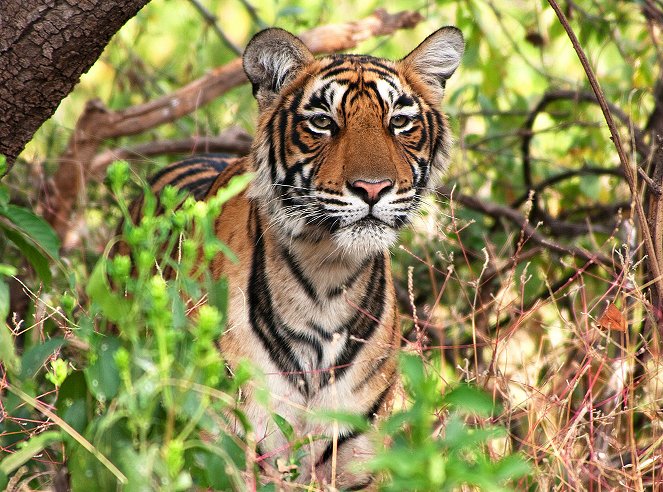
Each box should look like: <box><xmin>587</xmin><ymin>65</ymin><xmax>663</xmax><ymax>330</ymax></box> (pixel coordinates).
<box><xmin>175</xmin><ymin>175</ymin><xmax>217</xmax><ymax>195</ymax></box>
<box><xmin>321</xmin><ymin>255</ymin><xmax>387</xmax><ymax>386</ymax></box>
<box><xmin>248</xmin><ymin>210</ymin><xmax>309</xmax><ymax>396</ymax></box>
<box><xmin>352</xmin><ymin>355</ymin><xmax>393</xmax><ymax>394</ymax></box>
<box><xmin>309</xmin><ymin>322</ymin><xmax>335</xmax><ymax>342</ymax></box>
<box><xmin>345</xmin><ymin>478</ymin><xmax>374</xmax><ymax>491</ymax></box>
<box><xmin>365</xmin><ymin>384</ymin><xmax>392</xmax><ymax>422</ymax></box>
<box><xmin>149</xmin><ymin>156</ymin><xmax>228</xmax><ymax>186</ymax></box>
<box><xmin>316</xmin><ymin>431</ymin><xmax>358</xmax><ymax>467</ymax></box>
<box><xmin>281</xmin><ymin>325</ymin><xmax>324</xmax><ymax>367</ymax></box>
<box><xmin>326</xmin><ymin>257</ymin><xmax>372</xmax><ymax>298</ymax></box>
<box><xmin>280</xmin><ymin>247</ymin><xmax>319</xmax><ymax>303</ymax></box>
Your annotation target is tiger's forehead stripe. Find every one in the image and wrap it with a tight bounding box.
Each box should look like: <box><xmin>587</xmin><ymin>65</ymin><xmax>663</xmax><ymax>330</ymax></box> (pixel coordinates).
<box><xmin>298</xmin><ymin>57</ymin><xmax>420</xmax><ymax>120</ymax></box>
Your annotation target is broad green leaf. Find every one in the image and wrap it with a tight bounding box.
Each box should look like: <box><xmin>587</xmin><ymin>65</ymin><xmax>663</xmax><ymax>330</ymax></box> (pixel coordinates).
<box><xmin>0</xmin><ymin>322</ymin><xmax>20</xmax><ymax>375</ymax></box>
<box><xmin>85</xmin><ymin>337</ymin><xmax>121</xmax><ymax>402</ymax></box>
<box><xmin>493</xmin><ymin>454</ymin><xmax>531</xmax><ymax>481</ymax></box>
<box><xmin>1</xmin><ymin>205</ymin><xmax>60</xmax><ymax>259</ymax></box>
<box><xmin>0</xmin><ymin>186</ymin><xmax>9</xmax><ymax>209</ymax></box>
<box><xmin>272</xmin><ymin>413</ymin><xmax>295</xmax><ymax>441</ymax></box>
<box><xmin>86</xmin><ymin>259</ymin><xmax>131</xmax><ymax>323</ymax></box>
<box><xmin>0</xmin><ymin>277</ymin><xmax>8</xmax><ymax>320</ymax></box>
<box><xmin>57</xmin><ymin>372</ymin><xmax>89</xmax><ymax>434</ymax></box>
<box><xmin>0</xmin><ymin>431</ymin><xmax>61</xmax><ymax>475</ymax></box>
<box><xmin>20</xmin><ymin>338</ymin><xmax>66</xmax><ymax>380</ymax></box>
<box><xmin>313</xmin><ymin>410</ymin><xmax>370</xmax><ymax>433</ymax></box>
<box><xmin>3</xmin><ymin>227</ymin><xmax>52</xmax><ymax>286</ymax></box>
<box><xmin>207</xmin><ymin>276</ymin><xmax>228</xmax><ymax>319</ymax></box>
<box><xmin>442</xmin><ymin>384</ymin><xmax>498</xmax><ymax>416</ymax></box>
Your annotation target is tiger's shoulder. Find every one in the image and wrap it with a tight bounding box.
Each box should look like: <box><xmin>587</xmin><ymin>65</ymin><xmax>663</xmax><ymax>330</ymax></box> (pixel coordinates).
<box><xmin>148</xmin><ymin>154</ymin><xmax>248</xmax><ymax>201</ymax></box>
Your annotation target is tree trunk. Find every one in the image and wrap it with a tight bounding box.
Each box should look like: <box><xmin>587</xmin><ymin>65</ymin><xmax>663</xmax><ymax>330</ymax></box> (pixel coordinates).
<box><xmin>0</xmin><ymin>0</ymin><xmax>150</xmax><ymax>171</ymax></box>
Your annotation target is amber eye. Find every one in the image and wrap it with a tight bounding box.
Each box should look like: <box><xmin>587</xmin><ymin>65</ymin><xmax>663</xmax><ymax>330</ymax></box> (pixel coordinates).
<box><xmin>310</xmin><ymin>114</ymin><xmax>333</xmax><ymax>130</ymax></box>
<box><xmin>390</xmin><ymin>114</ymin><xmax>410</xmax><ymax>129</ymax></box>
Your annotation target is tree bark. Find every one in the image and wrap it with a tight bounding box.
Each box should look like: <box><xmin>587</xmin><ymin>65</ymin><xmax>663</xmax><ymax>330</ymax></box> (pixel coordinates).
<box><xmin>0</xmin><ymin>0</ymin><xmax>150</xmax><ymax>171</ymax></box>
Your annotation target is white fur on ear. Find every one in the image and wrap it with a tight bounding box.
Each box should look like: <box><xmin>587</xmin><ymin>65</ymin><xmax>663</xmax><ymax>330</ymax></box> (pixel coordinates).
<box><xmin>401</xmin><ymin>26</ymin><xmax>464</xmax><ymax>96</ymax></box>
<box><xmin>243</xmin><ymin>28</ymin><xmax>313</xmax><ymax>108</ymax></box>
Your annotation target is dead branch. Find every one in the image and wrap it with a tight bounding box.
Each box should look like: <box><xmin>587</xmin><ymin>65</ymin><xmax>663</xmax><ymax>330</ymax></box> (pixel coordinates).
<box><xmin>42</xmin><ymin>8</ymin><xmax>424</xmax><ymax>244</ymax></box>
<box><xmin>89</xmin><ymin>127</ymin><xmax>252</xmax><ymax>179</ymax></box>
<box><xmin>438</xmin><ymin>185</ymin><xmax>614</xmax><ymax>267</ymax></box>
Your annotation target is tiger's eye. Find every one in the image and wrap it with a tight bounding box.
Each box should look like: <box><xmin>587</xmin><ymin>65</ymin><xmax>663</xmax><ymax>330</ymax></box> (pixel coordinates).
<box><xmin>390</xmin><ymin>114</ymin><xmax>409</xmax><ymax>129</ymax></box>
<box><xmin>310</xmin><ymin>115</ymin><xmax>333</xmax><ymax>130</ymax></box>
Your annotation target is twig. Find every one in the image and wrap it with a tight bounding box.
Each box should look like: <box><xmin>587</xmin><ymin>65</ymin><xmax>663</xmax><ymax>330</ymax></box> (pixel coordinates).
<box><xmin>547</xmin><ymin>0</ymin><xmax>663</xmax><ymax>301</ymax></box>
<box><xmin>188</xmin><ymin>0</ymin><xmax>242</xmax><ymax>55</ymax></box>
<box><xmin>511</xmin><ymin>164</ymin><xmax>624</xmax><ymax>209</ymax></box>
<box><xmin>237</xmin><ymin>0</ymin><xmax>267</xmax><ymax>29</ymax></box>
<box><xmin>437</xmin><ymin>185</ymin><xmax>613</xmax><ymax>267</ymax></box>
<box><xmin>520</xmin><ymin>90</ymin><xmax>648</xmax><ymax>196</ymax></box>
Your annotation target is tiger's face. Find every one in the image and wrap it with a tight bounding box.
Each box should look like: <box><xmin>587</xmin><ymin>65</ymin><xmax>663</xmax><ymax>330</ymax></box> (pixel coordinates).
<box><xmin>244</xmin><ymin>27</ymin><xmax>464</xmax><ymax>258</ymax></box>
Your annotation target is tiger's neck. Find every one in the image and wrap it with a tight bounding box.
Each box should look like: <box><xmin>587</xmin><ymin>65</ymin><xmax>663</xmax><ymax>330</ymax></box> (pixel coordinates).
<box><xmin>245</xmin><ymin>201</ymin><xmax>393</xmax><ymax>387</ymax></box>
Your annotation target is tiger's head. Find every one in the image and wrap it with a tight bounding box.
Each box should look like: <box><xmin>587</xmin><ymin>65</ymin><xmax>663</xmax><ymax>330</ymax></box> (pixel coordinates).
<box><xmin>243</xmin><ymin>27</ymin><xmax>464</xmax><ymax>258</ymax></box>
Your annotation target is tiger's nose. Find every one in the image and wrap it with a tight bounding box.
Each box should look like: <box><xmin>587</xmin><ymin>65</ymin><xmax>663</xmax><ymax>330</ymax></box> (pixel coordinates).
<box><xmin>349</xmin><ymin>179</ymin><xmax>393</xmax><ymax>205</ymax></box>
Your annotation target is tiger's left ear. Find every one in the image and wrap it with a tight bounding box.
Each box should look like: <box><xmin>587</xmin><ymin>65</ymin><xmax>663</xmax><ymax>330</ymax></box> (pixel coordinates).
<box><xmin>400</xmin><ymin>26</ymin><xmax>464</xmax><ymax>101</ymax></box>
<box><xmin>243</xmin><ymin>28</ymin><xmax>314</xmax><ymax>110</ymax></box>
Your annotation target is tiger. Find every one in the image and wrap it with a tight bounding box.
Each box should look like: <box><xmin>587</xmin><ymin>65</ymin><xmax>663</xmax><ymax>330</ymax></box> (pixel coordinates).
<box><xmin>127</xmin><ymin>26</ymin><xmax>464</xmax><ymax>489</ymax></box>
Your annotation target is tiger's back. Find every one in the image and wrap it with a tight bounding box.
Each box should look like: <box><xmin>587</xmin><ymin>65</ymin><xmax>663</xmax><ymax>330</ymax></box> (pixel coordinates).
<box><xmin>121</xmin><ymin>25</ymin><xmax>464</xmax><ymax>489</ymax></box>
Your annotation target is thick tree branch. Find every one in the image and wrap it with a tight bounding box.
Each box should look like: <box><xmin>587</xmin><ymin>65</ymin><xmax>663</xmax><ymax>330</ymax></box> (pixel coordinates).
<box><xmin>41</xmin><ymin>9</ymin><xmax>423</xmax><ymax>243</ymax></box>
<box><xmin>0</xmin><ymin>0</ymin><xmax>151</xmax><ymax>171</ymax></box>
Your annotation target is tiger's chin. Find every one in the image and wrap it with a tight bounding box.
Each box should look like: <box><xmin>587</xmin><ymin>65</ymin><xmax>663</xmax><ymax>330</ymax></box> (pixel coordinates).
<box><xmin>332</xmin><ymin>219</ymin><xmax>399</xmax><ymax>259</ymax></box>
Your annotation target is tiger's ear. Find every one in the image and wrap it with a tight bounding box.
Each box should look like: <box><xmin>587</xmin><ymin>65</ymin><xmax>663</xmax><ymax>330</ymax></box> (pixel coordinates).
<box><xmin>243</xmin><ymin>28</ymin><xmax>314</xmax><ymax>109</ymax></box>
<box><xmin>400</xmin><ymin>26</ymin><xmax>464</xmax><ymax>101</ymax></box>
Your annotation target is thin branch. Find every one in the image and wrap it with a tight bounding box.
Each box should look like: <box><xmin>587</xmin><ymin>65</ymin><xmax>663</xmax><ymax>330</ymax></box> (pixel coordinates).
<box><xmin>511</xmin><ymin>165</ymin><xmax>624</xmax><ymax>209</ymax></box>
<box><xmin>188</xmin><ymin>0</ymin><xmax>242</xmax><ymax>55</ymax></box>
<box><xmin>437</xmin><ymin>185</ymin><xmax>613</xmax><ymax>267</ymax></box>
<box><xmin>520</xmin><ymin>89</ymin><xmax>647</xmax><ymax>194</ymax></box>
<box><xmin>237</xmin><ymin>0</ymin><xmax>267</xmax><ymax>29</ymax></box>
<box><xmin>547</xmin><ymin>0</ymin><xmax>663</xmax><ymax>303</ymax></box>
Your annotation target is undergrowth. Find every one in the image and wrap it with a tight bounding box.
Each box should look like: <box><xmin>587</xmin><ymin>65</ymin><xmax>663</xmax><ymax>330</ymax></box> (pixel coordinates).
<box><xmin>0</xmin><ymin>159</ymin><xmax>529</xmax><ymax>490</ymax></box>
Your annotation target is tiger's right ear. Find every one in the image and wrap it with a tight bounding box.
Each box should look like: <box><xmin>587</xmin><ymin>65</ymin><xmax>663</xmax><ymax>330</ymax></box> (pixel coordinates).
<box><xmin>243</xmin><ymin>28</ymin><xmax>314</xmax><ymax>109</ymax></box>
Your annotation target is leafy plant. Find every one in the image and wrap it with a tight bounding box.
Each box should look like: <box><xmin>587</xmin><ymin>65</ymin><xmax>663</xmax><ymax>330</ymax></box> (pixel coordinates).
<box><xmin>369</xmin><ymin>355</ymin><xmax>529</xmax><ymax>491</ymax></box>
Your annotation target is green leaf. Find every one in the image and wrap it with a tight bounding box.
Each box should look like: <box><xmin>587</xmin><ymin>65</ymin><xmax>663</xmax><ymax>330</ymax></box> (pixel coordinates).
<box><xmin>1</xmin><ymin>205</ymin><xmax>60</xmax><ymax>259</ymax></box>
<box><xmin>86</xmin><ymin>259</ymin><xmax>131</xmax><ymax>323</ymax></box>
<box><xmin>0</xmin><ymin>431</ymin><xmax>61</xmax><ymax>475</ymax></box>
<box><xmin>57</xmin><ymin>371</ymin><xmax>89</xmax><ymax>434</ymax></box>
<box><xmin>0</xmin><ymin>322</ymin><xmax>20</xmax><ymax>375</ymax></box>
<box><xmin>3</xmin><ymin>227</ymin><xmax>52</xmax><ymax>286</ymax></box>
<box><xmin>493</xmin><ymin>454</ymin><xmax>531</xmax><ymax>481</ymax></box>
<box><xmin>0</xmin><ymin>277</ymin><xmax>8</xmax><ymax>320</ymax></box>
<box><xmin>85</xmin><ymin>336</ymin><xmax>121</xmax><ymax>402</ymax></box>
<box><xmin>207</xmin><ymin>276</ymin><xmax>228</xmax><ymax>319</ymax></box>
<box><xmin>20</xmin><ymin>338</ymin><xmax>66</xmax><ymax>380</ymax></box>
<box><xmin>314</xmin><ymin>410</ymin><xmax>370</xmax><ymax>433</ymax></box>
<box><xmin>442</xmin><ymin>384</ymin><xmax>498</xmax><ymax>416</ymax></box>
<box><xmin>272</xmin><ymin>413</ymin><xmax>295</xmax><ymax>441</ymax></box>
<box><xmin>399</xmin><ymin>353</ymin><xmax>425</xmax><ymax>390</ymax></box>
<box><xmin>0</xmin><ymin>263</ymin><xmax>17</xmax><ymax>276</ymax></box>
<box><xmin>0</xmin><ymin>186</ymin><xmax>9</xmax><ymax>209</ymax></box>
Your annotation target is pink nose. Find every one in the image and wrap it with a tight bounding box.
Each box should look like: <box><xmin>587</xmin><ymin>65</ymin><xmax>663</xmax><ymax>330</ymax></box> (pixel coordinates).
<box><xmin>350</xmin><ymin>179</ymin><xmax>393</xmax><ymax>205</ymax></box>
